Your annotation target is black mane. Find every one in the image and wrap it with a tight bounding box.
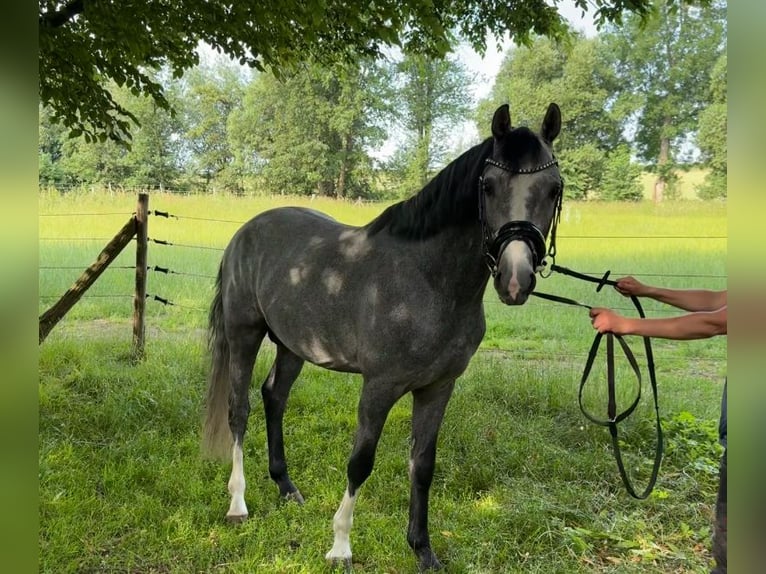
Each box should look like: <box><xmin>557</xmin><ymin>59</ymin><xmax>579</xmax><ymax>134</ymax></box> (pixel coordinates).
<box><xmin>366</xmin><ymin>127</ymin><xmax>546</xmax><ymax>240</ymax></box>
<box><xmin>366</xmin><ymin>139</ymin><xmax>492</xmax><ymax>239</ymax></box>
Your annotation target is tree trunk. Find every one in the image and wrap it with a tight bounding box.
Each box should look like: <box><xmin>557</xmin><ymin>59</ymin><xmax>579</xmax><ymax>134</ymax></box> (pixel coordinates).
<box><xmin>336</xmin><ymin>132</ymin><xmax>353</xmax><ymax>199</ymax></box>
<box><xmin>421</xmin><ymin>122</ymin><xmax>432</xmax><ymax>186</ymax></box>
<box><xmin>653</xmin><ymin>3</ymin><xmax>674</xmax><ymax>205</ymax></box>
<box><xmin>653</xmin><ymin>116</ymin><xmax>672</xmax><ymax>204</ymax></box>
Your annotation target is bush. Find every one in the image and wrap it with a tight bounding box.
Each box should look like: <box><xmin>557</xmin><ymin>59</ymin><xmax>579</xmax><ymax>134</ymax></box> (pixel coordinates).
<box><xmin>696</xmin><ymin>170</ymin><xmax>726</xmax><ymax>200</ymax></box>
<box><xmin>656</xmin><ymin>162</ymin><xmax>682</xmax><ymax>200</ymax></box>
<box><xmin>599</xmin><ymin>145</ymin><xmax>643</xmax><ymax>201</ymax></box>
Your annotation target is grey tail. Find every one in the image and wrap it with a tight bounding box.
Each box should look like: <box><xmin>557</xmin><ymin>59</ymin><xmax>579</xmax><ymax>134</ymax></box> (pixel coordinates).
<box><xmin>202</xmin><ymin>264</ymin><xmax>233</xmax><ymax>460</ymax></box>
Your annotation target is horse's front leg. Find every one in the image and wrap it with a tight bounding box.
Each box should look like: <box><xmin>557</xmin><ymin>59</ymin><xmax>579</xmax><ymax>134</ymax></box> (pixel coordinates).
<box><xmin>407</xmin><ymin>379</ymin><xmax>456</xmax><ymax>571</ymax></box>
<box><xmin>326</xmin><ymin>382</ymin><xmax>399</xmax><ymax>570</ymax></box>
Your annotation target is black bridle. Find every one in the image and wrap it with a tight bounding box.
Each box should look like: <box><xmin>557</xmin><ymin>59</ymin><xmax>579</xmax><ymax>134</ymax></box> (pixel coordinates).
<box><xmin>478</xmin><ymin>156</ymin><xmax>563</xmax><ymax>277</ymax></box>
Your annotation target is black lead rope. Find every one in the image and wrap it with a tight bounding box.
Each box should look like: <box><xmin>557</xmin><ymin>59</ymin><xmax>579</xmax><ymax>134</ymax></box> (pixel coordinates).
<box><xmin>532</xmin><ymin>264</ymin><xmax>664</xmax><ymax>500</ymax></box>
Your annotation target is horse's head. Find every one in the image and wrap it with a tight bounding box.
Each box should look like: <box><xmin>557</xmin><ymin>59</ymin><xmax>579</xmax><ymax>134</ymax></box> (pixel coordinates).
<box><xmin>480</xmin><ymin>103</ymin><xmax>563</xmax><ymax>305</ymax></box>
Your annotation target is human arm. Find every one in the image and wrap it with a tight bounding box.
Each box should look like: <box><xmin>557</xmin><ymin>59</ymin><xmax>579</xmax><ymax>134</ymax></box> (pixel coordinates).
<box><xmin>613</xmin><ymin>276</ymin><xmax>727</xmax><ymax>313</ymax></box>
<box><xmin>589</xmin><ymin>305</ymin><xmax>727</xmax><ymax>340</ymax></box>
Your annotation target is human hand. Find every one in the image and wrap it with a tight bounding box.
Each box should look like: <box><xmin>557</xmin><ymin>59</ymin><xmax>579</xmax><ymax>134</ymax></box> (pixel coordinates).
<box><xmin>589</xmin><ymin>307</ymin><xmax>626</xmax><ymax>334</ymax></box>
<box><xmin>613</xmin><ymin>276</ymin><xmax>650</xmax><ymax>298</ymax></box>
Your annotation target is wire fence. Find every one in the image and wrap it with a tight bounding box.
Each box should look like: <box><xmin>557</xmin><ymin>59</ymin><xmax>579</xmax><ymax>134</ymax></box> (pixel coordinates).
<box><xmin>38</xmin><ymin>205</ymin><xmax>728</xmax><ymax>365</ymax></box>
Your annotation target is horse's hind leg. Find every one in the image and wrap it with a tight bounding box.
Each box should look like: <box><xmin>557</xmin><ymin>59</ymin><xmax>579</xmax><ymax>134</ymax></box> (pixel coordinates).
<box><xmin>407</xmin><ymin>379</ymin><xmax>456</xmax><ymax>571</ymax></box>
<box><xmin>226</xmin><ymin>327</ymin><xmax>266</xmax><ymax>523</ymax></box>
<box><xmin>261</xmin><ymin>344</ymin><xmax>305</xmax><ymax>503</ymax></box>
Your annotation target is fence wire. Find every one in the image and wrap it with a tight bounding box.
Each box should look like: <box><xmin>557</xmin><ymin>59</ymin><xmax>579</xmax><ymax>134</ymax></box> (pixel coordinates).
<box><xmin>39</xmin><ymin>204</ymin><xmax>728</xmax><ymax>367</ymax></box>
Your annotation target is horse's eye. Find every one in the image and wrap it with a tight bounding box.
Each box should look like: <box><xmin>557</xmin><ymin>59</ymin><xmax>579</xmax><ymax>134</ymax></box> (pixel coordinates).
<box><xmin>482</xmin><ymin>180</ymin><xmax>494</xmax><ymax>197</ymax></box>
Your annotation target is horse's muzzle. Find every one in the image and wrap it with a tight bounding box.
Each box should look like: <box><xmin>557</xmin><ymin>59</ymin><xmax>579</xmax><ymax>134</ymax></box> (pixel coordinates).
<box><xmin>493</xmin><ymin>241</ymin><xmax>537</xmax><ymax>305</ymax></box>
<box><xmin>494</xmin><ymin>268</ymin><xmax>536</xmax><ymax>305</ymax></box>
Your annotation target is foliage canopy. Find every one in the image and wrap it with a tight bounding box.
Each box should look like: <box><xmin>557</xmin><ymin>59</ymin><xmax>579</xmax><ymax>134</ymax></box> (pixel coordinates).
<box><xmin>39</xmin><ymin>0</ymin><xmax>656</xmax><ymax>142</ymax></box>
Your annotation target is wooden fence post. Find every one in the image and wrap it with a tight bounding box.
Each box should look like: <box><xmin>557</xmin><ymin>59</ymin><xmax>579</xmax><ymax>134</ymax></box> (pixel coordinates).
<box><xmin>39</xmin><ymin>216</ymin><xmax>137</xmax><ymax>344</ymax></box>
<box><xmin>132</xmin><ymin>192</ymin><xmax>149</xmax><ymax>359</ymax></box>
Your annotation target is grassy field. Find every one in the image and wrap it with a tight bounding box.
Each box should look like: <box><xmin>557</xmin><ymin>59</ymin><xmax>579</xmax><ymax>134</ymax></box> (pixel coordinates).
<box><xmin>639</xmin><ymin>169</ymin><xmax>709</xmax><ymax>201</ymax></box>
<box><xmin>39</xmin><ymin>190</ymin><xmax>727</xmax><ymax>573</ymax></box>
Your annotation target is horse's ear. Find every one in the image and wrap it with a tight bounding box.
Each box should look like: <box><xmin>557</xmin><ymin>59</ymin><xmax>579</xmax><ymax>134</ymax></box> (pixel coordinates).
<box><xmin>541</xmin><ymin>103</ymin><xmax>561</xmax><ymax>143</ymax></box>
<box><xmin>492</xmin><ymin>104</ymin><xmax>512</xmax><ymax>139</ymax></box>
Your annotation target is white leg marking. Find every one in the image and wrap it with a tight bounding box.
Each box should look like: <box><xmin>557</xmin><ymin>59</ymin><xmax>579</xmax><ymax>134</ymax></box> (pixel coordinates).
<box><xmin>226</xmin><ymin>441</ymin><xmax>248</xmax><ymax>519</ymax></box>
<box><xmin>325</xmin><ymin>489</ymin><xmax>357</xmax><ymax>561</ymax></box>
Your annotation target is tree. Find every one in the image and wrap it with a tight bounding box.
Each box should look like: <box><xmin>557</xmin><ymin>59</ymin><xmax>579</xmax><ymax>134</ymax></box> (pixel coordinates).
<box><xmin>603</xmin><ymin>0</ymin><xmax>726</xmax><ymax>202</ymax></box>
<box><xmin>57</xmin><ymin>124</ymin><xmax>130</xmax><ymax>187</ymax></box>
<box><xmin>117</xmin><ymin>72</ymin><xmax>185</xmax><ymax>189</ymax></box>
<box><xmin>391</xmin><ymin>52</ymin><xmax>473</xmax><ymax>193</ymax></box>
<box><xmin>477</xmin><ymin>34</ymin><xmax>629</xmax><ymax>200</ymax></box>
<box><xmin>477</xmin><ymin>35</ymin><xmax>623</xmax><ymax>146</ymax></box>
<box><xmin>39</xmin><ymin>0</ymin><xmax>658</xmax><ymax>143</ymax></box>
<box><xmin>40</xmin><ymin>77</ymin><xmax>185</xmax><ymax>189</ymax></box>
<box><xmin>181</xmin><ymin>60</ymin><xmax>247</xmax><ymax>192</ymax></box>
<box><xmin>228</xmin><ymin>59</ymin><xmax>389</xmax><ymax>198</ymax></box>
<box><xmin>559</xmin><ymin>143</ymin><xmax>606</xmax><ymax>200</ymax></box>
<box><xmin>696</xmin><ymin>50</ymin><xmax>726</xmax><ymax>199</ymax></box>
<box><xmin>38</xmin><ymin>105</ymin><xmax>69</xmax><ymax>188</ymax></box>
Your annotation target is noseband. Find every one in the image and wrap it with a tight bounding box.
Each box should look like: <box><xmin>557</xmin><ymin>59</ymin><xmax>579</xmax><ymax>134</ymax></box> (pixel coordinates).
<box><xmin>478</xmin><ymin>156</ymin><xmax>563</xmax><ymax>277</ymax></box>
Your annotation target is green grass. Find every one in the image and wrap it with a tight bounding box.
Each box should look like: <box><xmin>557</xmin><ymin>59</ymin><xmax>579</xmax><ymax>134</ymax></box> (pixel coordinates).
<box><xmin>39</xmin><ymin>190</ymin><xmax>726</xmax><ymax>573</ymax></box>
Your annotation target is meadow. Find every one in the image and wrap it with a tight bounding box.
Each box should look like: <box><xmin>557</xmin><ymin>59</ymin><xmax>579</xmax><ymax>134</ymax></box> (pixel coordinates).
<box><xmin>39</xmin><ymin>189</ymin><xmax>727</xmax><ymax>573</ymax></box>
<box><xmin>638</xmin><ymin>169</ymin><xmax>709</xmax><ymax>201</ymax></box>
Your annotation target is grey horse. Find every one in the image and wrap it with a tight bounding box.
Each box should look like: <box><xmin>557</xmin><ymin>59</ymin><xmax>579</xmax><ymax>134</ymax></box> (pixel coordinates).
<box><xmin>203</xmin><ymin>103</ymin><xmax>563</xmax><ymax>571</ymax></box>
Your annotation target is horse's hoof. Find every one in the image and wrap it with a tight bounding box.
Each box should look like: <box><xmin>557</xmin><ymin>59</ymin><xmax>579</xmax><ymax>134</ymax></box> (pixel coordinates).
<box><xmin>225</xmin><ymin>513</ymin><xmax>248</xmax><ymax>524</ymax></box>
<box><xmin>326</xmin><ymin>557</ymin><xmax>353</xmax><ymax>573</ymax></box>
<box><xmin>417</xmin><ymin>551</ymin><xmax>443</xmax><ymax>571</ymax></box>
<box><xmin>284</xmin><ymin>490</ymin><xmax>305</xmax><ymax>505</ymax></box>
